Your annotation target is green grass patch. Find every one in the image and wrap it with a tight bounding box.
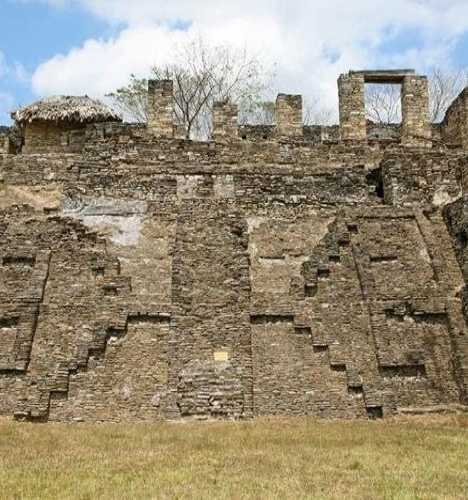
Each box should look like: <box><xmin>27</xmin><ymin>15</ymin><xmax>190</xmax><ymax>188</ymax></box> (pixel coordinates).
<box><xmin>0</xmin><ymin>416</ymin><xmax>467</xmax><ymax>499</ymax></box>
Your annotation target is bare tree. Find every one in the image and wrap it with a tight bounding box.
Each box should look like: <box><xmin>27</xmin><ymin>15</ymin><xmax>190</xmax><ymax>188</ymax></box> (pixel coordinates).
<box><xmin>364</xmin><ymin>68</ymin><xmax>468</xmax><ymax>125</ymax></box>
<box><xmin>238</xmin><ymin>100</ymin><xmax>275</xmax><ymax>125</ymax></box>
<box><xmin>365</xmin><ymin>84</ymin><xmax>402</xmax><ymax>124</ymax></box>
<box><xmin>429</xmin><ymin>68</ymin><xmax>468</xmax><ymax>122</ymax></box>
<box><xmin>108</xmin><ymin>37</ymin><xmax>272</xmax><ymax>140</ymax></box>
<box><xmin>303</xmin><ymin>98</ymin><xmax>334</xmax><ymax>126</ymax></box>
<box><xmin>238</xmin><ymin>97</ymin><xmax>333</xmax><ymax>126</ymax></box>
<box><xmin>107</xmin><ymin>75</ymin><xmax>148</xmax><ymax>123</ymax></box>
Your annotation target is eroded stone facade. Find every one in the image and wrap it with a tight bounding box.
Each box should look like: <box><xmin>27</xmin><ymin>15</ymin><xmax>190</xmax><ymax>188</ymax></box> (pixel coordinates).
<box><xmin>1</xmin><ymin>70</ymin><xmax>468</xmax><ymax>422</ymax></box>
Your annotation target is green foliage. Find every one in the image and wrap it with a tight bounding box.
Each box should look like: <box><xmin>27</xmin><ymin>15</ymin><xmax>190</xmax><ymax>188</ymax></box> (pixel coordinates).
<box><xmin>107</xmin><ymin>38</ymin><xmax>274</xmax><ymax>140</ymax></box>
<box><xmin>107</xmin><ymin>74</ymin><xmax>149</xmax><ymax>124</ymax></box>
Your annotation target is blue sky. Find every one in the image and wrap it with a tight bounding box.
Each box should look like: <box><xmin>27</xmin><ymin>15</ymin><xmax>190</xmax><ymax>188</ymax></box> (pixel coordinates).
<box><xmin>1</xmin><ymin>0</ymin><xmax>468</xmax><ymax>125</ymax></box>
<box><xmin>0</xmin><ymin>0</ymin><xmax>123</xmax><ymax>121</ymax></box>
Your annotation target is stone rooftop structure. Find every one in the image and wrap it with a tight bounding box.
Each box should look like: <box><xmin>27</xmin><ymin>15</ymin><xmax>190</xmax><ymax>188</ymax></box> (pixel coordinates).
<box><xmin>0</xmin><ymin>69</ymin><xmax>468</xmax><ymax>422</ymax></box>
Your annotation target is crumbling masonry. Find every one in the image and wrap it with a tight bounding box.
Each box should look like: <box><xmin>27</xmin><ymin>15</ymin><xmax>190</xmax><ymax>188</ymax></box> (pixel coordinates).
<box><xmin>1</xmin><ymin>69</ymin><xmax>468</xmax><ymax>422</ymax></box>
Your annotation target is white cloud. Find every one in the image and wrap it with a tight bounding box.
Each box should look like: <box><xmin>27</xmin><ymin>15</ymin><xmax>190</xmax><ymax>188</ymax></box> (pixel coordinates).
<box><xmin>47</xmin><ymin>0</ymin><xmax>468</xmax><ymax>35</ymax></box>
<box><xmin>33</xmin><ymin>25</ymin><xmax>190</xmax><ymax>96</ymax></box>
<box><xmin>30</xmin><ymin>0</ymin><xmax>468</xmax><ymax>119</ymax></box>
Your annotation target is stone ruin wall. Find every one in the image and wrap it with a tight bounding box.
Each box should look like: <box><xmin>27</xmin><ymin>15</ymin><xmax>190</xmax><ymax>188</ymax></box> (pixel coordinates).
<box><xmin>1</xmin><ymin>70</ymin><xmax>468</xmax><ymax>422</ymax></box>
<box><xmin>0</xmin><ymin>128</ymin><xmax>11</xmax><ymax>155</ymax></box>
<box><xmin>338</xmin><ymin>70</ymin><xmax>431</xmax><ymax>146</ymax></box>
<box><xmin>442</xmin><ymin>88</ymin><xmax>468</xmax><ymax>149</ymax></box>
<box><xmin>21</xmin><ymin>121</ymin><xmax>87</xmax><ymax>155</ymax></box>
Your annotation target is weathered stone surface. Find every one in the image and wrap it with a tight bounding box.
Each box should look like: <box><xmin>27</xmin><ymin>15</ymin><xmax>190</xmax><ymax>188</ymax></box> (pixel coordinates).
<box><xmin>213</xmin><ymin>101</ymin><xmax>239</xmax><ymax>142</ymax></box>
<box><xmin>147</xmin><ymin>80</ymin><xmax>175</xmax><ymax>138</ymax></box>
<box><xmin>441</xmin><ymin>88</ymin><xmax>468</xmax><ymax>149</ymax></box>
<box><xmin>338</xmin><ymin>72</ymin><xmax>366</xmax><ymax>141</ymax></box>
<box><xmin>1</xmin><ymin>70</ymin><xmax>468</xmax><ymax>422</ymax></box>
<box><xmin>401</xmin><ymin>75</ymin><xmax>431</xmax><ymax>146</ymax></box>
<box><xmin>276</xmin><ymin>94</ymin><xmax>303</xmax><ymax>138</ymax></box>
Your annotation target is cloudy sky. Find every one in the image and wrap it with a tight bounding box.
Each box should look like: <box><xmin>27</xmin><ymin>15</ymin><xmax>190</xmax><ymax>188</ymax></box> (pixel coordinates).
<box><xmin>1</xmin><ymin>0</ymin><xmax>468</xmax><ymax>124</ymax></box>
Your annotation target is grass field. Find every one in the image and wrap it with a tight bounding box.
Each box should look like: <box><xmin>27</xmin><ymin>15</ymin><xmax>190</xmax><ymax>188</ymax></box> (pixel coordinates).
<box><xmin>0</xmin><ymin>416</ymin><xmax>467</xmax><ymax>500</ymax></box>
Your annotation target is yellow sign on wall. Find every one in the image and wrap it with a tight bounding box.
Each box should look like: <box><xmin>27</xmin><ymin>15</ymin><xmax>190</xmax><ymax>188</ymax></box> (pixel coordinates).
<box><xmin>214</xmin><ymin>351</ymin><xmax>229</xmax><ymax>362</ymax></box>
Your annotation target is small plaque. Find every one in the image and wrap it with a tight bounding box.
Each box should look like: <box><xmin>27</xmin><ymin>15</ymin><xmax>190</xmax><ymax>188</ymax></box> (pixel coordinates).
<box><xmin>214</xmin><ymin>351</ymin><xmax>229</xmax><ymax>362</ymax></box>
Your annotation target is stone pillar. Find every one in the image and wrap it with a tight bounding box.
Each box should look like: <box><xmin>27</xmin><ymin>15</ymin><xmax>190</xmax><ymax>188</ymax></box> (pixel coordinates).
<box><xmin>212</xmin><ymin>101</ymin><xmax>239</xmax><ymax>142</ymax></box>
<box><xmin>275</xmin><ymin>94</ymin><xmax>303</xmax><ymax>138</ymax></box>
<box><xmin>401</xmin><ymin>75</ymin><xmax>431</xmax><ymax>146</ymax></box>
<box><xmin>173</xmin><ymin>124</ymin><xmax>188</xmax><ymax>140</ymax></box>
<box><xmin>338</xmin><ymin>73</ymin><xmax>366</xmax><ymax>141</ymax></box>
<box><xmin>0</xmin><ymin>135</ymin><xmax>7</xmax><ymax>154</ymax></box>
<box><xmin>147</xmin><ymin>80</ymin><xmax>174</xmax><ymax>137</ymax></box>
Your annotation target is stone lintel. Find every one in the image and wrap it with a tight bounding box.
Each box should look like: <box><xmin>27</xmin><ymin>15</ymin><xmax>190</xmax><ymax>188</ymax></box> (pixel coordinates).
<box><xmin>350</xmin><ymin>69</ymin><xmax>416</xmax><ymax>84</ymax></box>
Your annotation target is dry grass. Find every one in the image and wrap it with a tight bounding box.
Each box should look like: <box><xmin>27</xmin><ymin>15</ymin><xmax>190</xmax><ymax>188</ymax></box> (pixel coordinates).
<box><xmin>0</xmin><ymin>416</ymin><xmax>467</xmax><ymax>500</ymax></box>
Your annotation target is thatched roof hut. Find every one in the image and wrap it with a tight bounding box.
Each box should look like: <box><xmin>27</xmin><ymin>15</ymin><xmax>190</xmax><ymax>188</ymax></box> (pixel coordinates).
<box><xmin>12</xmin><ymin>96</ymin><xmax>121</xmax><ymax>125</ymax></box>
<box><xmin>11</xmin><ymin>96</ymin><xmax>121</xmax><ymax>153</ymax></box>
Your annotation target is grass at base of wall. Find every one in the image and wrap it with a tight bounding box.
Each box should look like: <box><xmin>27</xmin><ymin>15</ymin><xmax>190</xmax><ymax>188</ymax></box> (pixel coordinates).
<box><xmin>0</xmin><ymin>416</ymin><xmax>467</xmax><ymax>500</ymax></box>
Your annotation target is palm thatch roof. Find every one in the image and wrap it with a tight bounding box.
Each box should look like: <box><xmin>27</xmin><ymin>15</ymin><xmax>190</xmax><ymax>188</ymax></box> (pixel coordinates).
<box><xmin>12</xmin><ymin>96</ymin><xmax>122</xmax><ymax>124</ymax></box>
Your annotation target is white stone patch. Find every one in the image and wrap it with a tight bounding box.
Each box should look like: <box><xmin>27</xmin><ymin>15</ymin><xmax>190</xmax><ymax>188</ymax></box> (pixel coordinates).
<box><xmin>77</xmin><ymin>215</ymin><xmax>144</xmax><ymax>246</ymax></box>
<box><xmin>246</xmin><ymin>216</ymin><xmax>267</xmax><ymax>262</ymax></box>
<box><xmin>432</xmin><ymin>186</ymin><xmax>462</xmax><ymax>208</ymax></box>
<box><xmin>419</xmin><ymin>246</ymin><xmax>432</xmax><ymax>264</ymax></box>
<box><xmin>246</xmin><ymin>216</ymin><xmax>267</xmax><ymax>234</ymax></box>
<box><xmin>63</xmin><ymin>195</ymin><xmax>147</xmax><ymax>246</ymax></box>
<box><xmin>121</xmin><ymin>383</ymin><xmax>132</xmax><ymax>400</ymax></box>
<box><xmin>177</xmin><ymin>175</ymin><xmax>207</xmax><ymax>198</ymax></box>
<box><xmin>214</xmin><ymin>175</ymin><xmax>235</xmax><ymax>199</ymax></box>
